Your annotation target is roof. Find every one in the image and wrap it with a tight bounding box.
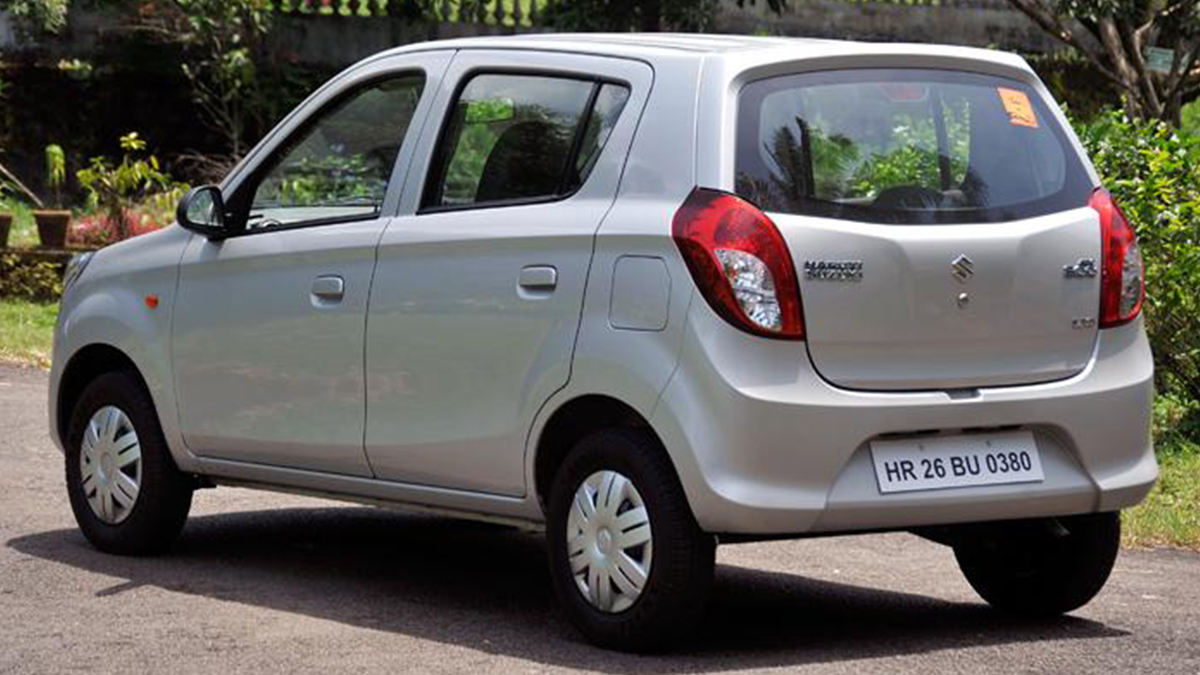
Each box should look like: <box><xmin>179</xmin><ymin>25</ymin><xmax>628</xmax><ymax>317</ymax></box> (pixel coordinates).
<box><xmin>377</xmin><ymin>32</ymin><xmax>1030</xmax><ymax>72</ymax></box>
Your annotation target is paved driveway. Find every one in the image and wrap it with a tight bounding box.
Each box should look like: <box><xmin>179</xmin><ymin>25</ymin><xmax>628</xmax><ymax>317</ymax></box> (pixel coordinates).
<box><xmin>2</xmin><ymin>364</ymin><xmax>1198</xmax><ymax>674</ymax></box>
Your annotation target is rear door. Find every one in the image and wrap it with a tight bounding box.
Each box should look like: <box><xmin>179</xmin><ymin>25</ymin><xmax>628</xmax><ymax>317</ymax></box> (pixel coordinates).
<box><xmin>364</xmin><ymin>51</ymin><xmax>652</xmax><ymax>495</ymax></box>
<box><xmin>733</xmin><ymin>67</ymin><xmax>1100</xmax><ymax>390</ymax></box>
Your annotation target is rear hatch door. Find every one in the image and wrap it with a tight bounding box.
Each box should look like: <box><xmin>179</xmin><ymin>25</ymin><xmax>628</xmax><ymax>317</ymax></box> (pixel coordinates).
<box><xmin>734</xmin><ymin>67</ymin><xmax>1099</xmax><ymax>390</ymax></box>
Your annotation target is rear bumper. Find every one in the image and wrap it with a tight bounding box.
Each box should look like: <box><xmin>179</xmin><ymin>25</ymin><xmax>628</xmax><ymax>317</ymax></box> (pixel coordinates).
<box><xmin>651</xmin><ymin>301</ymin><xmax>1156</xmax><ymax>535</ymax></box>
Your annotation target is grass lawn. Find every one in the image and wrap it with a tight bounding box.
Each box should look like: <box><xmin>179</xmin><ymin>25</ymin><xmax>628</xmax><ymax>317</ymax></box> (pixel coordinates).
<box><xmin>1123</xmin><ymin>439</ymin><xmax>1200</xmax><ymax>549</ymax></box>
<box><xmin>1</xmin><ymin>199</ymin><xmax>40</xmax><ymax>248</ymax></box>
<box><xmin>0</xmin><ymin>300</ymin><xmax>57</xmax><ymax>368</ymax></box>
<box><xmin>0</xmin><ymin>296</ymin><xmax>1197</xmax><ymax>548</ymax></box>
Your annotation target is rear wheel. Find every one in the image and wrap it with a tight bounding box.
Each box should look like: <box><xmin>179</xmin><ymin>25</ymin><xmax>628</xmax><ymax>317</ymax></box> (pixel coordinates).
<box><xmin>546</xmin><ymin>428</ymin><xmax>715</xmax><ymax>652</ymax></box>
<box><xmin>64</xmin><ymin>372</ymin><xmax>193</xmax><ymax>556</ymax></box>
<box><xmin>953</xmin><ymin>512</ymin><xmax>1120</xmax><ymax>615</ymax></box>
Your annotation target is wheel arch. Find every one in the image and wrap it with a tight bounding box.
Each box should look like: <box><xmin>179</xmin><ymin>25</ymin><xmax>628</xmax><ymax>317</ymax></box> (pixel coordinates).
<box><xmin>56</xmin><ymin>343</ymin><xmax>149</xmax><ymax>446</ymax></box>
<box><xmin>532</xmin><ymin>394</ymin><xmax>676</xmax><ymax>514</ymax></box>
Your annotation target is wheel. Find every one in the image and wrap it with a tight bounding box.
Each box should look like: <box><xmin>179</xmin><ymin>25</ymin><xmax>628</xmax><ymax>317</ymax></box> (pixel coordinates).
<box><xmin>953</xmin><ymin>512</ymin><xmax>1121</xmax><ymax>615</ymax></box>
<box><xmin>64</xmin><ymin>371</ymin><xmax>193</xmax><ymax>556</ymax></box>
<box><xmin>546</xmin><ymin>428</ymin><xmax>715</xmax><ymax>652</ymax></box>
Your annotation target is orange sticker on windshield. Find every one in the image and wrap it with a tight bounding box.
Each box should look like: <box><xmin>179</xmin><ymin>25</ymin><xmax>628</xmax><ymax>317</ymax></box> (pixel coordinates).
<box><xmin>997</xmin><ymin>87</ymin><xmax>1038</xmax><ymax>128</ymax></box>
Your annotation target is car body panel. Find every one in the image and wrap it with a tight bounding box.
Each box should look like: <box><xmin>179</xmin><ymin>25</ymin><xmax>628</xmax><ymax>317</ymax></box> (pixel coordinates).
<box><xmin>650</xmin><ymin>299</ymin><xmax>1154</xmax><ymax>534</ymax></box>
<box><xmin>780</xmin><ymin>208</ymin><xmax>1103</xmax><ymax>390</ymax></box>
<box><xmin>49</xmin><ymin>226</ymin><xmax>196</xmax><ymax>469</ymax></box>
<box><xmin>171</xmin><ymin>221</ymin><xmax>385</xmax><ymax>475</ymax></box>
<box><xmin>364</xmin><ymin>50</ymin><xmax>653</xmax><ymax>496</ymax></box>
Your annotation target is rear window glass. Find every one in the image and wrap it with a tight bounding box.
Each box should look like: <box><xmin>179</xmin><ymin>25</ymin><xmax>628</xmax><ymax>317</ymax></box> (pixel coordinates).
<box><xmin>735</xmin><ymin>69</ymin><xmax>1092</xmax><ymax>224</ymax></box>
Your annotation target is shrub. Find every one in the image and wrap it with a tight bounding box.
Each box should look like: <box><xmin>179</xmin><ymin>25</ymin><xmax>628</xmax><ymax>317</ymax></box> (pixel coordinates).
<box><xmin>77</xmin><ymin>132</ymin><xmax>178</xmax><ymax>240</ymax></box>
<box><xmin>67</xmin><ymin>184</ymin><xmax>186</xmax><ymax>248</ymax></box>
<box><xmin>68</xmin><ymin>214</ymin><xmax>163</xmax><ymax>248</ymax></box>
<box><xmin>1073</xmin><ymin>110</ymin><xmax>1200</xmax><ymax>407</ymax></box>
<box><xmin>0</xmin><ymin>253</ymin><xmax>64</xmax><ymax>302</ymax></box>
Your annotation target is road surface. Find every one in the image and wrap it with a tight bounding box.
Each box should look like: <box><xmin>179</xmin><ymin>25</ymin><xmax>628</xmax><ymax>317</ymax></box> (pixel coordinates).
<box><xmin>2</xmin><ymin>364</ymin><xmax>1198</xmax><ymax>674</ymax></box>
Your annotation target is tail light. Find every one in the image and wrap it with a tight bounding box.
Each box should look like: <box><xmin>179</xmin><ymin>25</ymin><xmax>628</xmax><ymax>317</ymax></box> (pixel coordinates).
<box><xmin>1089</xmin><ymin>189</ymin><xmax>1144</xmax><ymax>327</ymax></box>
<box><xmin>672</xmin><ymin>188</ymin><xmax>805</xmax><ymax>339</ymax></box>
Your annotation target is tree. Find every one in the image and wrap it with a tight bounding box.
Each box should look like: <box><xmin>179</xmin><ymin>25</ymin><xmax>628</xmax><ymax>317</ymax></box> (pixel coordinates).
<box><xmin>129</xmin><ymin>0</ymin><xmax>272</xmax><ymax>166</ymax></box>
<box><xmin>1005</xmin><ymin>0</ymin><xmax>1200</xmax><ymax>124</ymax></box>
<box><xmin>1</xmin><ymin>0</ymin><xmax>69</xmax><ymax>33</ymax></box>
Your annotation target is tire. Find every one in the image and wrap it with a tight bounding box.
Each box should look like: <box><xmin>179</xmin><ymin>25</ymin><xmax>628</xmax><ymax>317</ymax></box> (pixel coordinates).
<box><xmin>64</xmin><ymin>371</ymin><xmax>193</xmax><ymax>556</ymax></box>
<box><xmin>953</xmin><ymin>512</ymin><xmax>1121</xmax><ymax>615</ymax></box>
<box><xmin>546</xmin><ymin>428</ymin><xmax>715</xmax><ymax>652</ymax></box>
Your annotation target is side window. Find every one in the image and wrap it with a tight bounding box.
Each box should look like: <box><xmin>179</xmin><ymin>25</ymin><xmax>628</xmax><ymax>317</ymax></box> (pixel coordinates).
<box><xmin>248</xmin><ymin>74</ymin><xmax>425</xmax><ymax>230</ymax></box>
<box><xmin>568</xmin><ymin>84</ymin><xmax>631</xmax><ymax>193</ymax></box>
<box><xmin>423</xmin><ymin>74</ymin><xmax>630</xmax><ymax>210</ymax></box>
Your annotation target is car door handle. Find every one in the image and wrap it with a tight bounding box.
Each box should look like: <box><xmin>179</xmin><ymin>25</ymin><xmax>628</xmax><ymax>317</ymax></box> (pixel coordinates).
<box><xmin>311</xmin><ymin>275</ymin><xmax>345</xmax><ymax>300</ymax></box>
<box><xmin>518</xmin><ymin>265</ymin><xmax>558</xmax><ymax>291</ymax></box>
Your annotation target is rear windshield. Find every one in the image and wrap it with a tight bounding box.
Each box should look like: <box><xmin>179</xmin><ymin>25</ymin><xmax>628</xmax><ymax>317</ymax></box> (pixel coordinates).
<box><xmin>735</xmin><ymin>69</ymin><xmax>1093</xmax><ymax>224</ymax></box>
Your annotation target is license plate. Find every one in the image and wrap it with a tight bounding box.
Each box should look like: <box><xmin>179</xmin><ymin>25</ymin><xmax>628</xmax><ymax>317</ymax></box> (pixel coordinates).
<box><xmin>870</xmin><ymin>431</ymin><xmax>1044</xmax><ymax>494</ymax></box>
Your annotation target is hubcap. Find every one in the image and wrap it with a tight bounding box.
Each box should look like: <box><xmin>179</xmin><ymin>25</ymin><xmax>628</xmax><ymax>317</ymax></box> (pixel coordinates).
<box><xmin>79</xmin><ymin>406</ymin><xmax>142</xmax><ymax>524</ymax></box>
<box><xmin>566</xmin><ymin>470</ymin><xmax>653</xmax><ymax>613</ymax></box>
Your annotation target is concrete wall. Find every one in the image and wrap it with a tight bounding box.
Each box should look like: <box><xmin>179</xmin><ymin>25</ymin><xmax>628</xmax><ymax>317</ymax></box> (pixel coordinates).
<box><xmin>714</xmin><ymin>0</ymin><xmax>1062</xmax><ymax>54</ymax></box>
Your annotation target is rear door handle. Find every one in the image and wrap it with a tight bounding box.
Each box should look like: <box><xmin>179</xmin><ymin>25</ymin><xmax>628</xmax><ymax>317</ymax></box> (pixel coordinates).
<box><xmin>519</xmin><ymin>265</ymin><xmax>558</xmax><ymax>291</ymax></box>
<box><xmin>311</xmin><ymin>275</ymin><xmax>345</xmax><ymax>301</ymax></box>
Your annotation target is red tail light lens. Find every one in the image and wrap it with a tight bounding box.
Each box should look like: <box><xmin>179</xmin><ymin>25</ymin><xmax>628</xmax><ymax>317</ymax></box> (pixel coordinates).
<box><xmin>1089</xmin><ymin>189</ymin><xmax>1144</xmax><ymax>328</ymax></box>
<box><xmin>672</xmin><ymin>188</ymin><xmax>805</xmax><ymax>339</ymax></box>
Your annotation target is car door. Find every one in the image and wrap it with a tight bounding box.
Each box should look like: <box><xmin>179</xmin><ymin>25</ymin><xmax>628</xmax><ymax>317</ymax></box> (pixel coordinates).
<box><xmin>171</xmin><ymin>52</ymin><xmax>451</xmax><ymax>476</ymax></box>
<box><xmin>364</xmin><ymin>51</ymin><xmax>653</xmax><ymax>495</ymax></box>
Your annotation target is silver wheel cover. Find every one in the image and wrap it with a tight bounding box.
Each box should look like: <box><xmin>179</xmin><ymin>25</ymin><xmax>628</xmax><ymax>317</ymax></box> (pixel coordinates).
<box><xmin>79</xmin><ymin>405</ymin><xmax>142</xmax><ymax>524</ymax></box>
<box><xmin>566</xmin><ymin>470</ymin><xmax>653</xmax><ymax>613</ymax></box>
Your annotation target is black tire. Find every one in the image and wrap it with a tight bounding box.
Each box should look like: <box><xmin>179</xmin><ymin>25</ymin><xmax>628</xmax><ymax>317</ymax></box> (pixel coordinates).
<box><xmin>953</xmin><ymin>512</ymin><xmax>1121</xmax><ymax>615</ymax></box>
<box><xmin>64</xmin><ymin>371</ymin><xmax>193</xmax><ymax>556</ymax></box>
<box><xmin>546</xmin><ymin>428</ymin><xmax>715</xmax><ymax>652</ymax></box>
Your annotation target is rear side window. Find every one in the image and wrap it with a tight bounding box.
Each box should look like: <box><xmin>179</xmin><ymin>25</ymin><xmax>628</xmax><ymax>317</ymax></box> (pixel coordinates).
<box><xmin>422</xmin><ymin>74</ymin><xmax>630</xmax><ymax>210</ymax></box>
<box><xmin>735</xmin><ymin>69</ymin><xmax>1092</xmax><ymax>224</ymax></box>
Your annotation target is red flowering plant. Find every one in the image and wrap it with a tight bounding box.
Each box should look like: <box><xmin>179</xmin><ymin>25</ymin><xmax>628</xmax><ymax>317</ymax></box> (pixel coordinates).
<box><xmin>69</xmin><ymin>185</ymin><xmax>189</xmax><ymax>248</ymax></box>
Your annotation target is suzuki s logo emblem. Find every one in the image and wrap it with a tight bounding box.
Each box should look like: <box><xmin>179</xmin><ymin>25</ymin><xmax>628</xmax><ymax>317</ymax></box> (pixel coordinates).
<box><xmin>950</xmin><ymin>255</ymin><xmax>974</xmax><ymax>283</ymax></box>
<box><xmin>1064</xmin><ymin>258</ymin><xmax>1098</xmax><ymax>278</ymax></box>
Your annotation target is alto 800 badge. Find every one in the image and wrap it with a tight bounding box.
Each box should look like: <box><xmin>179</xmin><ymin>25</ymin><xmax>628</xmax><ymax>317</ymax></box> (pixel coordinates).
<box><xmin>804</xmin><ymin>260</ymin><xmax>863</xmax><ymax>282</ymax></box>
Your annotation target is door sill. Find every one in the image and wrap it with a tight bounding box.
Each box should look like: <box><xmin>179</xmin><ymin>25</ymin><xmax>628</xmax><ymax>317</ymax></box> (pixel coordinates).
<box><xmin>195</xmin><ymin>457</ymin><xmax>544</xmax><ymax>532</ymax></box>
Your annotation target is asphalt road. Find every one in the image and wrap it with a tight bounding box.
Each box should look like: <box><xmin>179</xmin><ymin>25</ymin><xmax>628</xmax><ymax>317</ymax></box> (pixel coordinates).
<box><xmin>2</xmin><ymin>364</ymin><xmax>1199</xmax><ymax>674</ymax></box>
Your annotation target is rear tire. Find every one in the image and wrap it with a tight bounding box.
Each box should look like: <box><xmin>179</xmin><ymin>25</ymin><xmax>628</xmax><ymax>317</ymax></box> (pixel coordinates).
<box><xmin>64</xmin><ymin>371</ymin><xmax>193</xmax><ymax>556</ymax></box>
<box><xmin>546</xmin><ymin>428</ymin><xmax>715</xmax><ymax>652</ymax></box>
<box><xmin>953</xmin><ymin>512</ymin><xmax>1120</xmax><ymax>615</ymax></box>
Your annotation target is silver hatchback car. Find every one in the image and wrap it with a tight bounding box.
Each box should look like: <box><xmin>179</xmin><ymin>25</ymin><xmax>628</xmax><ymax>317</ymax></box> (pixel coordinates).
<box><xmin>50</xmin><ymin>34</ymin><xmax>1155</xmax><ymax>651</ymax></box>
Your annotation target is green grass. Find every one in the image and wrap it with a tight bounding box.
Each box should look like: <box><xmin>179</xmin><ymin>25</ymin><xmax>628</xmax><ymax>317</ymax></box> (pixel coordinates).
<box><xmin>1123</xmin><ymin>436</ymin><xmax>1200</xmax><ymax>550</ymax></box>
<box><xmin>1</xmin><ymin>199</ymin><xmax>39</xmax><ymax>248</ymax></box>
<box><xmin>0</xmin><ymin>300</ymin><xmax>57</xmax><ymax>368</ymax></box>
<box><xmin>0</xmin><ymin>295</ymin><xmax>1197</xmax><ymax>548</ymax></box>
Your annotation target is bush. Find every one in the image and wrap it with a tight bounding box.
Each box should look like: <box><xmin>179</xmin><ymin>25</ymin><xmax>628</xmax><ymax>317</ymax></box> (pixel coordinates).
<box><xmin>77</xmin><ymin>132</ymin><xmax>179</xmax><ymax>240</ymax></box>
<box><xmin>68</xmin><ymin>185</ymin><xmax>185</xmax><ymax>247</ymax></box>
<box><xmin>69</xmin><ymin>214</ymin><xmax>163</xmax><ymax>248</ymax></box>
<box><xmin>1073</xmin><ymin>110</ymin><xmax>1200</xmax><ymax>409</ymax></box>
<box><xmin>0</xmin><ymin>252</ymin><xmax>64</xmax><ymax>302</ymax></box>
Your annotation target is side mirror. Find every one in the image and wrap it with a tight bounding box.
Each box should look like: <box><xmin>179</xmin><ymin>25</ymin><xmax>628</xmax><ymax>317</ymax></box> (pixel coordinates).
<box><xmin>176</xmin><ymin>185</ymin><xmax>228</xmax><ymax>239</ymax></box>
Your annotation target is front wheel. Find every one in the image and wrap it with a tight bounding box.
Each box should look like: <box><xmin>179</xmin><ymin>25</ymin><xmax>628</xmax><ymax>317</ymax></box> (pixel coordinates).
<box><xmin>953</xmin><ymin>512</ymin><xmax>1121</xmax><ymax>615</ymax></box>
<box><xmin>64</xmin><ymin>371</ymin><xmax>194</xmax><ymax>556</ymax></box>
<box><xmin>546</xmin><ymin>428</ymin><xmax>715</xmax><ymax>652</ymax></box>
